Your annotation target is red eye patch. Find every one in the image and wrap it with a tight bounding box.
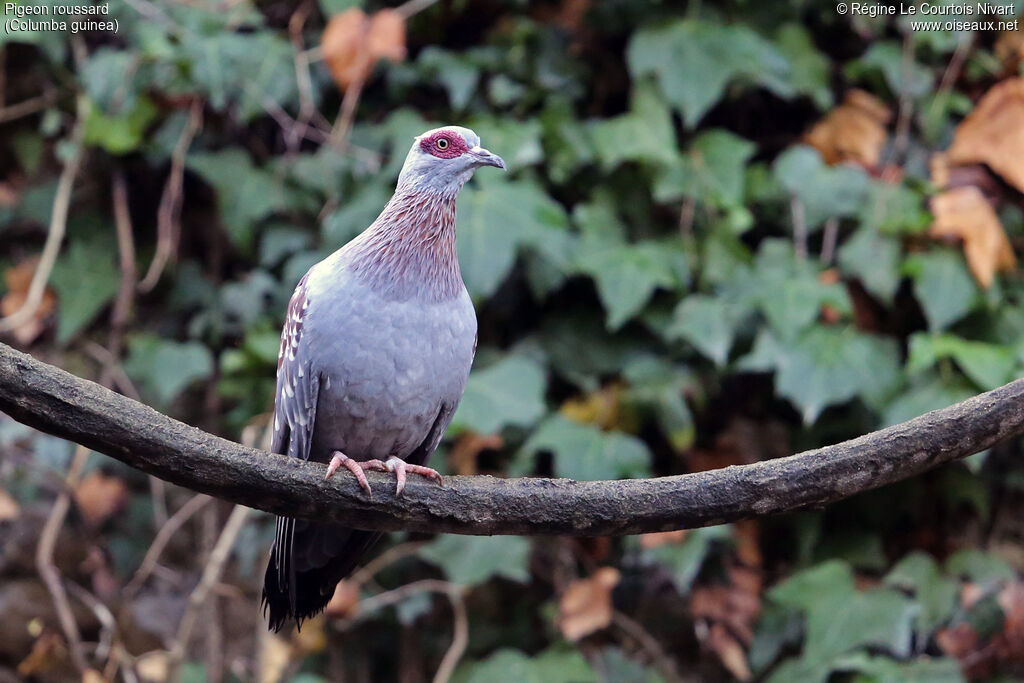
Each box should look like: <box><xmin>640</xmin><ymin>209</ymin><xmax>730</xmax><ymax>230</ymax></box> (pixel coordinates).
<box><xmin>420</xmin><ymin>130</ymin><xmax>469</xmax><ymax>159</ymax></box>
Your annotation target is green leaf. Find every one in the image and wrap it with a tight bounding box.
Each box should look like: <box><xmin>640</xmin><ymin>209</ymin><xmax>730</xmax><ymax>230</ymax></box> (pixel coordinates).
<box><xmin>418</xmin><ymin>47</ymin><xmax>480</xmax><ymax>112</ymax></box>
<box><xmin>882</xmin><ymin>372</ymin><xmax>977</xmax><ymax>427</ymax></box>
<box><xmin>83</xmin><ymin>95</ymin><xmax>158</xmax><ymax>155</ymax></box>
<box><xmin>454</xmin><ymin>647</ymin><xmax>596</xmax><ymax>683</ymax></box>
<box><xmin>189</xmin><ymin>150</ymin><xmax>290</xmax><ymax>252</ymax></box>
<box><xmin>418</xmin><ymin>535</ymin><xmax>531</xmax><ymax>586</ymax></box>
<box><xmin>590</xmin><ymin>81</ymin><xmax>680</xmax><ymax>170</ymax></box>
<box><xmin>769</xmin><ymin>561</ymin><xmax>917</xmax><ymax>666</ymax></box>
<box><xmin>835</xmin><ymin>652</ymin><xmax>964</xmax><ymax>683</ymax></box>
<box><xmin>884</xmin><ymin>552</ymin><xmax>958</xmax><ymax>634</ymax></box>
<box><xmin>774</xmin><ymin>24</ymin><xmax>832</xmax><ymax>110</ymax></box>
<box><xmin>907</xmin><ymin>333</ymin><xmax>1016</xmax><ymax>390</ymax></box>
<box><xmin>50</xmin><ymin>233</ymin><xmax>120</xmax><ymax>344</ymax></box>
<box><xmin>838</xmin><ymin>228</ymin><xmax>902</xmax><ymax>304</ymax></box>
<box><xmin>774</xmin><ymin>146</ymin><xmax>871</xmax><ymax>228</ymax></box>
<box><xmin>731</xmin><ymin>238</ymin><xmax>850</xmax><ymax>338</ymax></box>
<box><xmin>905</xmin><ymin>250</ymin><xmax>978</xmax><ymax>331</ymax></box>
<box><xmin>452</xmin><ymin>355</ymin><xmax>547</xmax><ymax>434</ymax></box>
<box><xmin>641</xmin><ymin>526</ymin><xmax>730</xmax><ymax>593</ymax></box>
<box><xmin>741</xmin><ymin>327</ymin><xmax>901</xmax><ymax>423</ymax></box>
<box><xmin>466</xmin><ymin>116</ymin><xmax>543</xmax><ymax>172</ymax></box>
<box><xmin>622</xmin><ymin>355</ymin><xmax>696</xmax><ymax>451</ymax></box>
<box><xmin>576</xmin><ymin>240</ymin><xmax>686</xmax><ymax>330</ymax></box>
<box><xmin>457</xmin><ymin>179</ymin><xmax>570</xmax><ymax>299</ymax></box>
<box><xmin>667</xmin><ymin>295</ymin><xmax>749</xmax><ymax>366</ymax></box>
<box><xmin>945</xmin><ymin>549</ymin><xmax>1016</xmax><ymax>583</ymax></box>
<box><xmin>847</xmin><ymin>42</ymin><xmax>933</xmax><ymax>100</ymax></box>
<box><xmin>519</xmin><ymin>416</ymin><xmax>650</xmax><ymax>480</ymax></box>
<box><xmin>627</xmin><ymin>19</ymin><xmax>790</xmax><ymax>126</ymax></box>
<box><xmin>123</xmin><ymin>335</ymin><xmax>214</xmax><ymax>407</ymax></box>
<box><xmin>654</xmin><ymin>129</ymin><xmax>756</xmax><ymax>207</ymax></box>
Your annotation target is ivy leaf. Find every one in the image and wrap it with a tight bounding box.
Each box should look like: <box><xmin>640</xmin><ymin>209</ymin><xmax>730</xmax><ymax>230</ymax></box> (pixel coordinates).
<box><xmin>418</xmin><ymin>47</ymin><xmax>480</xmax><ymax>112</ymax></box>
<box><xmin>321</xmin><ymin>183</ymin><xmax>393</xmax><ymax>249</ymax></box>
<box><xmin>654</xmin><ymin>129</ymin><xmax>756</xmax><ymax>207</ymax></box>
<box><xmin>667</xmin><ymin>295</ymin><xmax>749</xmax><ymax>366</ymax></box>
<box><xmin>774</xmin><ymin>24</ymin><xmax>832</xmax><ymax>110</ymax></box>
<box><xmin>640</xmin><ymin>526</ymin><xmax>730</xmax><ymax>593</ymax></box>
<box><xmin>466</xmin><ymin>116</ymin><xmax>544</xmax><ymax>172</ymax></box>
<box><xmin>576</xmin><ymin>240</ymin><xmax>687</xmax><ymax>330</ymax></box>
<box><xmin>419</xmin><ymin>535</ymin><xmax>531</xmax><ymax>586</ymax></box>
<box><xmin>882</xmin><ymin>372</ymin><xmax>977</xmax><ymax>427</ymax></box>
<box><xmin>518</xmin><ymin>416</ymin><xmax>650</xmax><ymax>480</ymax></box>
<box><xmin>907</xmin><ymin>333</ymin><xmax>1016</xmax><ymax>390</ymax></box>
<box><xmin>50</xmin><ymin>233</ymin><xmax>121</xmax><ymax>345</ymax></box>
<box><xmin>838</xmin><ymin>227</ymin><xmax>901</xmax><ymax>304</ymax></box>
<box><xmin>455</xmin><ymin>647</ymin><xmax>596</xmax><ymax>683</ymax></box>
<box><xmin>83</xmin><ymin>95</ymin><xmax>159</xmax><ymax>155</ymax></box>
<box><xmin>731</xmin><ymin>239</ymin><xmax>850</xmax><ymax>338</ymax></box>
<box><xmin>627</xmin><ymin>19</ymin><xmax>791</xmax><ymax>126</ymax></box>
<box><xmin>742</xmin><ymin>327</ymin><xmax>901</xmax><ymax>424</ymax></box>
<box><xmin>189</xmin><ymin>149</ymin><xmax>290</xmax><ymax>252</ymax></box>
<box><xmin>590</xmin><ymin>82</ymin><xmax>680</xmax><ymax>170</ymax></box>
<box><xmin>884</xmin><ymin>552</ymin><xmax>959</xmax><ymax>635</ymax></box>
<box><xmin>452</xmin><ymin>355</ymin><xmax>547</xmax><ymax>434</ymax></box>
<box><xmin>123</xmin><ymin>336</ymin><xmax>214</xmax><ymax>407</ymax></box>
<box><xmin>457</xmin><ymin>179</ymin><xmax>570</xmax><ymax>299</ymax></box>
<box><xmin>768</xmin><ymin>561</ymin><xmax>917</xmax><ymax>671</ymax></box>
<box><xmin>905</xmin><ymin>250</ymin><xmax>979</xmax><ymax>332</ymax></box>
<box><xmin>774</xmin><ymin>146</ymin><xmax>871</xmax><ymax>228</ymax></box>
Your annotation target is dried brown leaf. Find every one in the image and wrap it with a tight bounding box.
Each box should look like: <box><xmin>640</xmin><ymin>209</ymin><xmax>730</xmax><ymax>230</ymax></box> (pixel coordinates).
<box><xmin>947</xmin><ymin>78</ymin><xmax>1024</xmax><ymax>194</ymax></box>
<box><xmin>1</xmin><ymin>257</ymin><xmax>56</xmax><ymax>345</ymax></box>
<box><xmin>0</xmin><ymin>487</ymin><xmax>20</xmax><ymax>522</ymax></box>
<box><xmin>325</xmin><ymin>579</ymin><xmax>361</xmax><ymax>620</ymax></box>
<box><xmin>559</xmin><ymin>567</ymin><xmax>620</xmax><ymax>642</ymax></box>
<box><xmin>930</xmin><ymin>186</ymin><xmax>1017</xmax><ymax>288</ymax></box>
<box><xmin>450</xmin><ymin>432</ymin><xmax>504</xmax><ymax>476</ymax></box>
<box><xmin>73</xmin><ymin>471</ymin><xmax>129</xmax><ymax>526</ymax></box>
<box><xmin>322</xmin><ymin>8</ymin><xmax>405</xmax><ymax>91</ymax></box>
<box><xmin>639</xmin><ymin>529</ymin><xmax>688</xmax><ymax>549</ymax></box>
<box><xmin>804</xmin><ymin>89</ymin><xmax>890</xmax><ymax>168</ymax></box>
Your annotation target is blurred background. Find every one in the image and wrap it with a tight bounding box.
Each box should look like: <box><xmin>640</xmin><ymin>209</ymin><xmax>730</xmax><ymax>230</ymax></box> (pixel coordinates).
<box><xmin>2</xmin><ymin>0</ymin><xmax>1024</xmax><ymax>680</ymax></box>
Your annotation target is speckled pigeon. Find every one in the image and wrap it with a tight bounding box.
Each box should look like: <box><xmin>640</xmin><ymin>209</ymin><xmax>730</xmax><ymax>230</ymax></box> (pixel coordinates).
<box><xmin>262</xmin><ymin>127</ymin><xmax>505</xmax><ymax>631</ymax></box>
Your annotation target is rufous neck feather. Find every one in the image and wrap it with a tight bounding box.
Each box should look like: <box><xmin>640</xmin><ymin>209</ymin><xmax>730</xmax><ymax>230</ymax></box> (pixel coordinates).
<box><xmin>346</xmin><ymin>190</ymin><xmax>462</xmax><ymax>302</ymax></box>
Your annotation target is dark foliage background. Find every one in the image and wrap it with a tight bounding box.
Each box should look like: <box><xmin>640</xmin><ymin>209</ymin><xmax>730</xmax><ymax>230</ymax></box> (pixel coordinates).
<box><xmin>2</xmin><ymin>0</ymin><xmax>1024</xmax><ymax>681</ymax></box>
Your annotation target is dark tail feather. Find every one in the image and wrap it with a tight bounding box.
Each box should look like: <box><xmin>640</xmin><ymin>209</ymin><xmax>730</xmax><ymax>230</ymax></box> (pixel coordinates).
<box><xmin>262</xmin><ymin>518</ymin><xmax>381</xmax><ymax>632</ymax></box>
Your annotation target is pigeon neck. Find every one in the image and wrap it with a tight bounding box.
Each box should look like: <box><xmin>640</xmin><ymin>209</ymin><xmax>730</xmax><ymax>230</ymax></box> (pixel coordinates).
<box><xmin>347</xmin><ymin>190</ymin><xmax>463</xmax><ymax>302</ymax></box>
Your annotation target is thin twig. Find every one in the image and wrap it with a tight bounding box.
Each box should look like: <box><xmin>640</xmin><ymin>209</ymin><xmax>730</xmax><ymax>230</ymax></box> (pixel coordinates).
<box><xmin>288</xmin><ymin>2</ymin><xmax>316</xmax><ymax>154</ymax></box>
<box><xmin>395</xmin><ymin>0</ymin><xmax>440</xmax><ymax>19</ymax></box>
<box><xmin>123</xmin><ymin>493</ymin><xmax>213</xmax><ymax>599</ymax></box>
<box><xmin>790</xmin><ymin>196</ymin><xmax>807</xmax><ymax>260</ymax></box>
<box><xmin>139</xmin><ymin>100</ymin><xmax>202</xmax><ymax>293</ymax></box>
<box><xmin>0</xmin><ymin>94</ymin><xmax>86</xmax><ymax>335</ymax></box>
<box><xmin>329</xmin><ymin>72</ymin><xmax>366</xmax><ymax>151</ymax></box>
<box><xmin>36</xmin><ymin>444</ymin><xmax>91</xmax><ymax>673</ymax></box>
<box><xmin>344</xmin><ymin>578</ymin><xmax>469</xmax><ymax>682</ymax></box>
<box><xmin>612</xmin><ymin>611</ymin><xmax>687</xmax><ymax>683</ymax></box>
<box><xmin>820</xmin><ymin>217</ymin><xmax>839</xmax><ymax>265</ymax></box>
<box><xmin>0</xmin><ymin>89</ymin><xmax>59</xmax><ymax>125</ymax></box>
<box><xmin>167</xmin><ymin>504</ymin><xmax>250</xmax><ymax>682</ymax></box>
<box><xmin>106</xmin><ymin>172</ymin><xmax>136</xmax><ymax>375</ymax></box>
<box><xmin>348</xmin><ymin>541</ymin><xmax>426</xmax><ymax>587</ymax></box>
<box><xmin>67</xmin><ymin>581</ymin><xmax>117</xmax><ymax>663</ymax></box>
<box><xmin>433</xmin><ymin>588</ymin><xmax>468</xmax><ymax>683</ymax></box>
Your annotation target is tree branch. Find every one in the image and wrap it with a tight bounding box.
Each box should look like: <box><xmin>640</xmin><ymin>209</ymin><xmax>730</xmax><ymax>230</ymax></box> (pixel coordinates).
<box><xmin>1</xmin><ymin>341</ymin><xmax>1023</xmax><ymax>536</ymax></box>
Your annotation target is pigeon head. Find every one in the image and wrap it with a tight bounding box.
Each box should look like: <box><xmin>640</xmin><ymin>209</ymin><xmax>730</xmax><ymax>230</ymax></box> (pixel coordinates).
<box><xmin>396</xmin><ymin>126</ymin><xmax>506</xmax><ymax>196</ymax></box>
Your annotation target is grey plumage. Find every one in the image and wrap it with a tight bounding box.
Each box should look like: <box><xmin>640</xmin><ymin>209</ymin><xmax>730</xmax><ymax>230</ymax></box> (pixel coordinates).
<box><xmin>263</xmin><ymin>126</ymin><xmax>503</xmax><ymax>630</ymax></box>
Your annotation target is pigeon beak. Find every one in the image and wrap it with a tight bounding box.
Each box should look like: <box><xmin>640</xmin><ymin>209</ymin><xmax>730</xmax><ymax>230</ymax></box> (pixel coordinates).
<box><xmin>469</xmin><ymin>146</ymin><xmax>506</xmax><ymax>170</ymax></box>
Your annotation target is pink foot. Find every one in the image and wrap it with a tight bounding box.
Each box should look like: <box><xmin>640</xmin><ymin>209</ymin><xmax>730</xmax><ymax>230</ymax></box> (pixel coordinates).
<box><xmin>324</xmin><ymin>453</ymin><xmax>442</xmax><ymax>497</ymax></box>
<box><xmin>325</xmin><ymin>452</ymin><xmax>386</xmax><ymax>495</ymax></box>
<box><xmin>382</xmin><ymin>456</ymin><xmax>443</xmax><ymax>496</ymax></box>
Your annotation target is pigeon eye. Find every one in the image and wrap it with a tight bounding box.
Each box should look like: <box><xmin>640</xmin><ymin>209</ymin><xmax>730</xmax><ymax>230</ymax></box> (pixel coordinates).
<box><xmin>436</xmin><ymin>138</ymin><xmax>449</xmax><ymax>150</ymax></box>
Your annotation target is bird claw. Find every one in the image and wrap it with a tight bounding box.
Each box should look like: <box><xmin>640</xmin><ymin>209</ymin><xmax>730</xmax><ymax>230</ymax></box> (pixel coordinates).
<box><xmin>383</xmin><ymin>456</ymin><xmax>443</xmax><ymax>496</ymax></box>
<box><xmin>325</xmin><ymin>452</ymin><xmax>442</xmax><ymax>497</ymax></box>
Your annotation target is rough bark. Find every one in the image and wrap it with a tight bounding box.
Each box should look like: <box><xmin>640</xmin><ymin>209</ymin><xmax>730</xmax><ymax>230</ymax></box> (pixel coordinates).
<box><xmin>1</xmin><ymin>342</ymin><xmax>1022</xmax><ymax>536</ymax></box>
